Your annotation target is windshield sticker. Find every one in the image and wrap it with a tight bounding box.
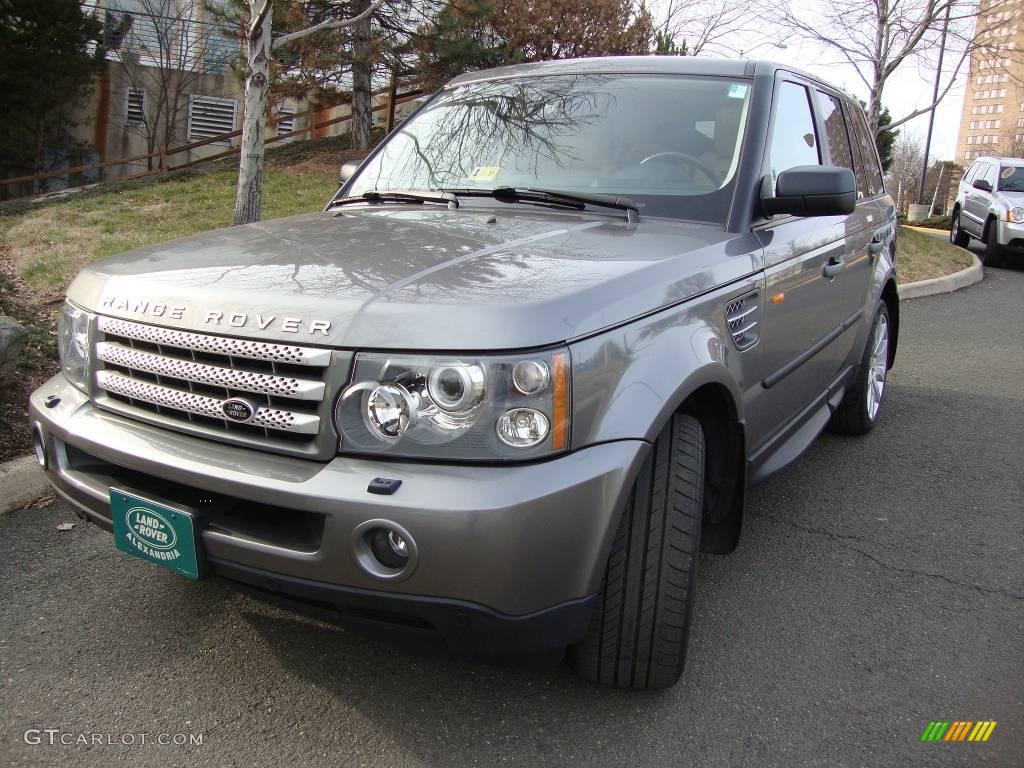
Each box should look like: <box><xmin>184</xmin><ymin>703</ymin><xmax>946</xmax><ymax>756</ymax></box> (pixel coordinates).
<box><xmin>467</xmin><ymin>166</ymin><xmax>501</xmax><ymax>181</ymax></box>
<box><xmin>728</xmin><ymin>84</ymin><xmax>748</xmax><ymax>99</ymax></box>
<box><xmin>1001</xmin><ymin>166</ymin><xmax>1016</xmax><ymax>179</ymax></box>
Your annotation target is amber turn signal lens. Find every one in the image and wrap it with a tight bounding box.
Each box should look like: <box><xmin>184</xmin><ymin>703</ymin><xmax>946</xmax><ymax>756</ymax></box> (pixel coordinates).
<box><xmin>551</xmin><ymin>351</ymin><xmax>569</xmax><ymax>451</ymax></box>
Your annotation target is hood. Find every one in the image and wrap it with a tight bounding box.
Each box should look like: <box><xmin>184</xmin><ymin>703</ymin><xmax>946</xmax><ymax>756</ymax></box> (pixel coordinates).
<box><xmin>67</xmin><ymin>208</ymin><xmax>761</xmax><ymax>350</ymax></box>
<box><xmin>996</xmin><ymin>189</ymin><xmax>1024</xmax><ymax>204</ymax></box>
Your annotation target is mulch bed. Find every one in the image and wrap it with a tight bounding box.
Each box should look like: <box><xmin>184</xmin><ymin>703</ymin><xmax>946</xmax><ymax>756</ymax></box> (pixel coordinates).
<box><xmin>0</xmin><ymin>244</ymin><xmax>59</xmax><ymax>463</ymax></box>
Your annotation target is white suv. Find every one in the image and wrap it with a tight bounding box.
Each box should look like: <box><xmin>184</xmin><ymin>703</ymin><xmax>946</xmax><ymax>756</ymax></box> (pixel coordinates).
<box><xmin>950</xmin><ymin>155</ymin><xmax>1024</xmax><ymax>267</ymax></box>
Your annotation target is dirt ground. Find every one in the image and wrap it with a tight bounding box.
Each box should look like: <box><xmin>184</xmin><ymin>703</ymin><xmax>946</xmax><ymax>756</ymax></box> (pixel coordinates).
<box><xmin>0</xmin><ymin>245</ymin><xmax>59</xmax><ymax>462</ymax></box>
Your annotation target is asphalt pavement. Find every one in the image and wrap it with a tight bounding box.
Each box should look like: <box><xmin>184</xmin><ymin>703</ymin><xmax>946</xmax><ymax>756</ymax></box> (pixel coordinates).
<box><xmin>1</xmin><ymin>266</ymin><xmax>1022</xmax><ymax>768</ymax></box>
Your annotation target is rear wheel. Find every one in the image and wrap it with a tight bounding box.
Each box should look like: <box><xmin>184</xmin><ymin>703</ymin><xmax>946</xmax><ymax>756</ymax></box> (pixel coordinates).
<box><xmin>950</xmin><ymin>210</ymin><xmax>970</xmax><ymax>248</ymax></box>
<box><xmin>830</xmin><ymin>304</ymin><xmax>890</xmax><ymax>435</ymax></box>
<box><xmin>569</xmin><ymin>413</ymin><xmax>704</xmax><ymax>689</ymax></box>
<box><xmin>983</xmin><ymin>219</ymin><xmax>1006</xmax><ymax>267</ymax></box>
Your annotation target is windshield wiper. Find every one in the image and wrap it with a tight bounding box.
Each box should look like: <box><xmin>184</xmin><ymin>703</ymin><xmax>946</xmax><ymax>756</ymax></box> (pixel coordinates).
<box><xmin>327</xmin><ymin>190</ymin><xmax>460</xmax><ymax>210</ymax></box>
<box><xmin>443</xmin><ymin>187</ymin><xmax>639</xmax><ymax>223</ymax></box>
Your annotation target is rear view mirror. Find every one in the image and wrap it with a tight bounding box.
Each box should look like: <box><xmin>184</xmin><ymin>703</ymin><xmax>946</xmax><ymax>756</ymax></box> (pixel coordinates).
<box><xmin>761</xmin><ymin>165</ymin><xmax>857</xmax><ymax>217</ymax></box>
<box><xmin>972</xmin><ymin>178</ymin><xmax>993</xmax><ymax>192</ymax></box>
<box><xmin>339</xmin><ymin>160</ymin><xmax>361</xmax><ymax>185</ymax></box>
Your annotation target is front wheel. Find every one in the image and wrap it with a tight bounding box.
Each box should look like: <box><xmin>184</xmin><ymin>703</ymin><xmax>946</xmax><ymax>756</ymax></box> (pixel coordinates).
<box><xmin>830</xmin><ymin>303</ymin><xmax>891</xmax><ymax>435</ymax></box>
<box><xmin>950</xmin><ymin>211</ymin><xmax>970</xmax><ymax>248</ymax></box>
<box><xmin>569</xmin><ymin>413</ymin><xmax>704</xmax><ymax>689</ymax></box>
<box><xmin>983</xmin><ymin>220</ymin><xmax>1006</xmax><ymax>267</ymax></box>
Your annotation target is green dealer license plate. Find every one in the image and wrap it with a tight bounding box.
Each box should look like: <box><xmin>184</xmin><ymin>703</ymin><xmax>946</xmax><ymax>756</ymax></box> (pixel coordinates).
<box><xmin>111</xmin><ymin>489</ymin><xmax>201</xmax><ymax>580</ymax></box>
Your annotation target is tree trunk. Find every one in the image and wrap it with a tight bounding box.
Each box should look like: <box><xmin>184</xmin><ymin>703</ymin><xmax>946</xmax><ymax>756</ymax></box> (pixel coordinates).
<box><xmin>234</xmin><ymin>1</ymin><xmax>273</xmax><ymax>226</ymax></box>
<box><xmin>351</xmin><ymin>0</ymin><xmax>373</xmax><ymax>151</ymax></box>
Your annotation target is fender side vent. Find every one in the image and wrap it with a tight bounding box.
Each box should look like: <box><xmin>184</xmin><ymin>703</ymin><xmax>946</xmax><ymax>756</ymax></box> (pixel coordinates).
<box><xmin>725</xmin><ymin>291</ymin><xmax>760</xmax><ymax>351</ymax></box>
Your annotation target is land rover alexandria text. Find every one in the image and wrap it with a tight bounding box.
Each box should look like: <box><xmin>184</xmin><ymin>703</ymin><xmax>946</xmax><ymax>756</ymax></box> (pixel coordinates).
<box><xmin>30</xmin><ymin>57</ymin><xmax>898</xmax><ymax>689</ymax></box>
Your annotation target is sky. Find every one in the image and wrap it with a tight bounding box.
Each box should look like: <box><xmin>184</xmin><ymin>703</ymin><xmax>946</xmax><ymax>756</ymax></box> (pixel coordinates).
<box><xmin>644</xmin><ymin>1</ymin><xmax>972</xmax><ymax>163</ymax></box>
<box><xmin>774</xmin><ymin>37</ymin><xmax>967</xmax><ymax>162</ymax></box>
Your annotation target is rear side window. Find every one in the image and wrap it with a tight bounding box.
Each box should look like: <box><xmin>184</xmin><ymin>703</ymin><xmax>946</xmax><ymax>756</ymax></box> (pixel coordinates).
<box><xmin>849</xmin><ymin>106</ymin><xmax>884</xmax><ymax>196</ymax></box>
<box><xmin>815</xmin><ymin>90</ymin><xmax>855</xmax><ymax>171</ymax></box>
<box><xmin>769</xmin><ymin>82</ymin><xmax>821</xmax><ymax>184</ymax></box>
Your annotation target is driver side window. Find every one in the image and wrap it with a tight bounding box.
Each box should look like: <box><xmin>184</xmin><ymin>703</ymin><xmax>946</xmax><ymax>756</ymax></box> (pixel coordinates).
<box><xmin>769</xmin><ymin>82</ymin><xmax>821</xmax><ymax>188</ymax></box>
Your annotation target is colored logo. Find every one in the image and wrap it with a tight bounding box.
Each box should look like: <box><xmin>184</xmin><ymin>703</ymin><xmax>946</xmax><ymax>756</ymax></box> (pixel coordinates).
<box><xmin>921</xmin><ymin>721</ymin><xmax>997</xmax><ymax>742</ymax></box>
<box><xmin>126</xmin><ymin>507</ymin><xmax>178</xmax><ymax>552</ymax></box>
<box><xmin>221</xmin><ymin>397</ymin><xmax>255</xmax><ymax>423</ymax></box>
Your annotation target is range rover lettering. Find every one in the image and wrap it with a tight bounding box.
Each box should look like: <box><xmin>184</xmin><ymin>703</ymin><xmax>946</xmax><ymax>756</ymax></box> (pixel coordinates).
<box><xmin>30</xmin><ymin>58</ymin><xmax>898</xmax><ymax>689</ymax></box>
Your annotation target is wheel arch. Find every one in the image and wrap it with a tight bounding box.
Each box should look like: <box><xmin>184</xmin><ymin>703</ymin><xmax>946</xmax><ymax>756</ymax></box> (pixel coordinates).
<box><xmin>983</xmin><ymin>212</ymin><xmax>998</xmax><ymax>242</ymax></box>
<box><xmin>675</xmin><ymin>381</ymin><xmax>746</xmax><ymax>554</ymax></box>
<box><xmin>881</xmin><ymin>277</ymin><xmax>899</xmax><ymax>368</ymax></box>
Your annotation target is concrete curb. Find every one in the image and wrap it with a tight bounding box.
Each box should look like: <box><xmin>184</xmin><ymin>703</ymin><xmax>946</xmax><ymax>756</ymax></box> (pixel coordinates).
<box><xmin>898</xmin><ymin>251</ymin><xmax>984</xmax><ymax>300</ymax></box>
<box><xmin>0</xmin><ymin>455</ymin><xmax>50</xmax><ymax>515</ymax></box>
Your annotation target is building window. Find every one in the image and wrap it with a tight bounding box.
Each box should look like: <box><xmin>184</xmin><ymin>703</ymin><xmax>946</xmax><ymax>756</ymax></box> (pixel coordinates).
<box><xmin>125</xmin><ymin>88</ymin><xmax>145</xmax><ymax>127</ymax></box>
<box><xmin>187</xmin><ymin>95</ymin><xmax>237</xmax><ymax>144</ymax></box>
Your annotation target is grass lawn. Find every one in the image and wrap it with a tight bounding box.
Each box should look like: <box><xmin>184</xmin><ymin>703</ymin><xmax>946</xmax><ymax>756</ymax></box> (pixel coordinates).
<box><xmin>897</xmin><ymin>225</ymin><xmax>974</xmax><ymax>284</ymax></box>
<box><xmin>0</xmin><ymin>136</ymin><xmax>350</xmax><ymax>461</ymax></box>
<box><xmin>2</xmin><ymin>160</ymin><xmax>339</xmax><ymax>295</ymax></box>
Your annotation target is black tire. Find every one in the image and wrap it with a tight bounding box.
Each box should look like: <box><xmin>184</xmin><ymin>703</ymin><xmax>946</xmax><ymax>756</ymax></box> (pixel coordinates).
<box><xmin>950</xmin><ymin>210</ymin><xmax>970</xmax><ymax>248</ymax></box>
<box><xmin>569</xmin><ymin>413</ymin><xmax>704</xmax><ymax>689</ymax></box>
<box><xmin>983</xmin><ymin>220</ymin><xmax>1005</xmax><ymax>267</ymax></box>
<box><xmin>830</xmin><ymin>303</ymin><xmax>891</xmax><ymax>435</ymax></box>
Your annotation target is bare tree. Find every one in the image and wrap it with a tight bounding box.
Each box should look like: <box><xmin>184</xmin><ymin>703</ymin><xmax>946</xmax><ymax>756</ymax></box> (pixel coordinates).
<box><xmin>765</xmin><ymin>0</ymin><xmax>1023</xmax><ymax>137</ymax></box>
<box><xmin>108</xmin><ymin>0</ymin><xmax>236</xmax><ymax>168</ymax></box>
<box><xmin>654</xmin><ymin>0</ymin><xmax>754</xmax><ymax>56</ymax></box>
<box><xmin>886</xmin><ymin>132</ymin><xmax>925</xmax><ymax>212</ymax></box>
<box><xmin>233</xmin><ymin>0</ymin><xmax>384</xmax><ymax>225</ymax></box>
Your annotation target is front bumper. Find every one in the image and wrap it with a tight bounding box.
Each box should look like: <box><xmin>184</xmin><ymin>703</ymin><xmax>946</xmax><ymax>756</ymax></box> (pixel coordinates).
<box><xmin>996</xmin><ymin>219</ymin><xmax>1024</xmax><ymax>250</ymax></box>
<box><xmin>30</xmin><ymin>375</ymin><xmax>647</xmax><ymax>654</ymax></box>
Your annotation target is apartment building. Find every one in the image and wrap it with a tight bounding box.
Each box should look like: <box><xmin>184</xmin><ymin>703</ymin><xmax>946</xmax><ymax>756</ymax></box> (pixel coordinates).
<box><xmin>955</xmin><ymin>0</ymin><xmax>1024</xmax><ymax>162</ymax></box>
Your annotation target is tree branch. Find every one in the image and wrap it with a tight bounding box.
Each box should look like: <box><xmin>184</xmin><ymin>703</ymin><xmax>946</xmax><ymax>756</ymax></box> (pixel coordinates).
<box><xmin>248</xmin><ymin>0</ymin><xmax>272</xmax><ymax>41</ymax></box>
<box><xmin>271</xmin><ymin>0</ymin><xmax>386</xmax><ymax>50</ymax></box>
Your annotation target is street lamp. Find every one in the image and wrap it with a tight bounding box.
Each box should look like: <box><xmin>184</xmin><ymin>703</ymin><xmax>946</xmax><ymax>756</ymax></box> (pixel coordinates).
<box><xmin>738</xmin><ymin>40</ymin><xmax>789</xmax><ymax>58</ymax></box>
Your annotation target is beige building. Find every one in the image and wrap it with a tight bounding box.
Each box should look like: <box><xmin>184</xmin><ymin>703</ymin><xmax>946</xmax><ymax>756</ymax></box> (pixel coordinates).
<box><xmin>956</xmin><ymin>0</ymin><xmax>1024</xmax><ymax>164</ymax></box>
<box><xmin>70</xmin><ymin>1</ymin><xmax>306</xmax><ymax>183</ymax></box>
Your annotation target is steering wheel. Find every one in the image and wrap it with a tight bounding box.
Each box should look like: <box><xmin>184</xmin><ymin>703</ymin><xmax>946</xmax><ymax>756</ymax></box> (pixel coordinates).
<box><xmin>638</xmin><ymin>151</ymin><xmax>719</xmax><ymax>183</ymax></box>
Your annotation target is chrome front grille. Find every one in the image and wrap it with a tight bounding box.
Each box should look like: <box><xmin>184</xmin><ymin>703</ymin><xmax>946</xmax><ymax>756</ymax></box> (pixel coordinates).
<box><xmin>93</xmin><ymin>316</ymin><xmax>340</xmax><ymax>457</ymax></box>
<box><xmin>95</xmin><ymin>371</ymin><xmax>321</xmax><ymax>434</ymax></box>
<box><xmin>96</xmin><ymin>343</ymin><xmax>326</xmax><ymax>400</ymax></box>
<box><xmin>725</xmin><ymin>291</ymin><xmax>760</xmax><ymax>351</ymax></box>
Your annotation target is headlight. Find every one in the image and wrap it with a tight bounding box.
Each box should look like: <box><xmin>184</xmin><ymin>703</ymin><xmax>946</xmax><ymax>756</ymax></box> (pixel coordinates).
<box><xmin>335</xmin><ymin>349</ymin><xmax>570</xmax><ymax>460</ymax></box>
<box><xmin>1008</xmin><ymin>207</ymin><xmax>1024</xmax><ymax>223</ymax></box>
<box><xmin>57</xmin><ymin>301</ymin><xmax>91</xmax><ymax>392</ymax></box>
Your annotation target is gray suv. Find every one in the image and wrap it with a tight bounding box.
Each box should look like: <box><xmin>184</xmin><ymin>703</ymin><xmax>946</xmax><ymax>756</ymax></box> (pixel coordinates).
<box><xmin>951</xmin><ymin>155</ymin><xmax>1024</xmax><ymax>266</ymax></box>
<box><xmin>29</xmin><ymin>57</ymin><xmax>898</xmax><ymax>689</ymax></box>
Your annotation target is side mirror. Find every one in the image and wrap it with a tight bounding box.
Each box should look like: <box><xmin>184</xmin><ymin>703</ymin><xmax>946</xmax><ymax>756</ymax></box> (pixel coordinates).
<box><xmin>972</xmin><ymin>178</ymin><xmax>993</xmax><ymax>192</ymax></box>
<box><xmin>339</xmin><ymin>160</ymin><xmax>361</xmax><ymax>185</ymax></box>
<box><xmin>760</xmin><ymin>165</ymin><xmax>857</xmax><ymax>217</ymax></box>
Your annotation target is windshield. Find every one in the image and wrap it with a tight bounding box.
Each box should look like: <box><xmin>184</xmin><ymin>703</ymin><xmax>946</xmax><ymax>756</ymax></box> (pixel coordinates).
<box><xmin>347</xmin><ymin>74</ymin><xmax>751</xmax><ymax>222</ymax></box>
<box><xmin>997</xmin><ymin>164</ymin><xmax>1024</xmax><ymax>192</ymax></box>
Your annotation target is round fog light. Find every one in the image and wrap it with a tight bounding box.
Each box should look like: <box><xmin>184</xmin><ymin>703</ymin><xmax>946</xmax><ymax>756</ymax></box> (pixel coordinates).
<box><xmin>352</xmin><ymin>520</ymin><xmax>419</xmax><ymax>581</ymax></box>
<box><xmin>368</xmin><ymin>527</ymin><xmax>410</xmax><ymax>569</ymax></box>
<box><xmin>31</xmin><ymin>424</ymin><xmax>46</xmax><ymax>469</ymax></box>
<box><xmin>496</xmin><ymin>408</ymin><xmax>550</xmax><ymax>448</ymax></box>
